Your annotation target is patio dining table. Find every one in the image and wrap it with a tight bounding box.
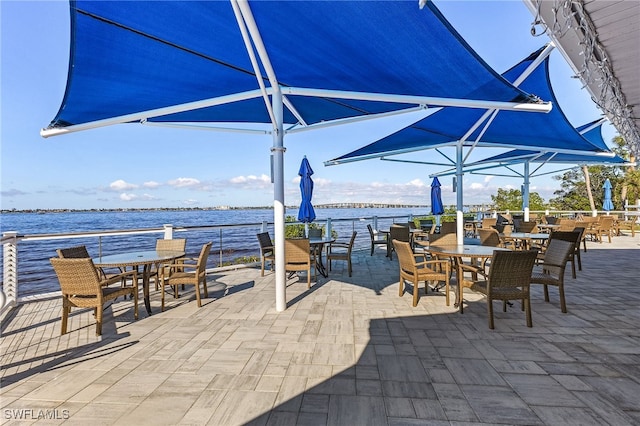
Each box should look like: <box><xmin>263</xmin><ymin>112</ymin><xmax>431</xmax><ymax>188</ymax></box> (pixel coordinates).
<box><xmin>94</xmin><ymin>250</ymin><xmax>185</xmax><ymax>316</ymax></box>
<box><xmin>427</xmin><ymin>244</ymin><xmax>510</xmax><ymax>313</ymax></box>
<box><xmin>502</xmin><ymin>232</ymin><xmax>550</xmax><ymax>250</ymax></box>
<box><xmin>309</xmin><ymin>238</ymin><xmax>335</xmax><ymax>278</ymax></box>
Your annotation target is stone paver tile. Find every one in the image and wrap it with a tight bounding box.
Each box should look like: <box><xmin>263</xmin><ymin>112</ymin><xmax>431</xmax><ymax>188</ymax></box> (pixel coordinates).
<box><xmin>503</xmin><ymin>373</ymin><xmax>584</xmax><ymax>407</ymax></box>
<box><xmin>461</xmin><ymin>384</ymin><xmax>542</xmax><ymax>425</ymax></box>
<box><xmin>327</xmin><ymin>395</ymin><xmax>386</xmax><ymax>426</ymax></box>
<box><xmin>205</xmin><ymin>390</ymin><xmax>277</xmax><ymax>425</ymax></box>
<box><xmin>384</xmin><ymin>397</ymin><xmax>415</xmax><ymax>418</ymax></box>
<box><xmin>530</xmin><ymin>405</ymin><xmax>608</xmax><ymax>425</ymax></box>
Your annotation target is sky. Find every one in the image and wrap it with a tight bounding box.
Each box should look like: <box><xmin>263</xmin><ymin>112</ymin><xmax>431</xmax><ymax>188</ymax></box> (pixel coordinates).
<box><xmin>0</xmin><ymin>0</ymin><xmax>618</xmax><ymax>211</ymax></box>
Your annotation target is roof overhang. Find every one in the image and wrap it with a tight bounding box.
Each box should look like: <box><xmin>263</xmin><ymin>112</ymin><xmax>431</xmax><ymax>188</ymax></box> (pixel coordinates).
<box><xmin>524</xmin><ymin>0</ymin><xmax>640</xmax><ymax>156</ymax></box>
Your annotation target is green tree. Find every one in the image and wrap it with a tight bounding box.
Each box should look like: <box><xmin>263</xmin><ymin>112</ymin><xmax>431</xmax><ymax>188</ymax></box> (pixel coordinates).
<box><xmin>550</xmin><ymin>165</ymin><xmax>622</xmax><ymax>210</ymax></box>
<box><xmin>490</xmin><ymin>188</ymin><xmax>547</xmax><ymax>211</ymax></box>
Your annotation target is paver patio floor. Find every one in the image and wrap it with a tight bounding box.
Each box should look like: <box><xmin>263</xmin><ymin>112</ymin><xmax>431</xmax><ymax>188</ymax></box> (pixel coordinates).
<box><xmin>2</xmin><ymin>233</ymin><xmax>639</xmax><ymax>425</ymax></box>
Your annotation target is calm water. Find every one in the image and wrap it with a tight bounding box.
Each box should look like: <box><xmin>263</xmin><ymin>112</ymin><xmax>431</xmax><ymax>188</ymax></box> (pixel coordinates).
<box><xmin>1</xmin><ymin>208</ymin><xmax>427</xmax><ymax>297</ymax></box>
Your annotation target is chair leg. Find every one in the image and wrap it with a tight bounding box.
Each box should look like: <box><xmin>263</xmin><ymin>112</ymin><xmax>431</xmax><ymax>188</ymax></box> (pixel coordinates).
<box><xmin>398</xmin><ymin>276</ymin><xmax>404</xmax><ymax>297</ymax></box>
<box><xmin>543</xmin><ymin>284</ymin><xmax>550</xmax><ymax>302</ymax></box>
<box><xmin>570</xmin><ymin>256</ymin><xmax>576</xmax><ymax>279</ymax></box>
<box><xmin>161</xmin><ymin>282</ymin><xmax>166</xmax><ymax>312</ymax></box>
<box><xmin>412</xmin><ymin>279</ymin><xmax>419</xmax><ymax>307</ymax></box>
<box><xmin>261</xmin><ymin>258</ymin><xmax>265</xmax><ymax>276</ymax></box>
<box><xmin>576</xmin><ymin>249</ymin><xmax>582</xmax><ymax>271</ymax></box>
<box><xmin>525</xmin><ymin>297</ymin><xmax>532</xmax><ymax>327</ymax></box>
<box><xmin>96</xmin><ymin>305</ymin><xmax>103</xmax><ymax>336</ymax></box>
<box><xmin>487</xmin><ymin>298</ymin><xmax>495</xmax><ymax>329</ymax></box>
<box><xmin>195</xmin><ymin>283</ymin><xmax>202</xmax><ymax>307</ymax></box>
<box><xmin>370</xmin><ymin>243</ymin><xmax>374</xmax><ymax>256</ymax></box>
<box><xmin>347</xmin><ymin>258</ymin><xmax>352</xmax><ymax>277</ymax></box>
<box><xmin>61</xmin><ymin>302</ymin><xmax>70</xmax><ymax>335</ymax></box>
<box><xmin>559</xmin><ymin>283</ymin><xmax>567</xmax><ymax>313</ymax></box>
<box><xmin>444</xmin><ymin>276</ymin><xmax>450</xmax><ymax>306</ymax></box>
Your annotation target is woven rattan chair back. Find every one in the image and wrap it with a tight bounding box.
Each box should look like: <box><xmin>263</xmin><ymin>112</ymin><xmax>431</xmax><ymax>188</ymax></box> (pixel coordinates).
<box><xmin>428</xmin><ymin>232</ymin><xmax>457</xmax><ymax>246</ymax></box>
<box><xmin>480</xmin><ymin>218</ymin><xmax>497</xmax><ymax>229</ymax></box>
<box><xmin>156</xmin><ymin>238</ymin><xmax>186</xmax><ymax>251</ymax></box>
<box><xmin>439</xmin><ymin>222</ymin><xmax>456</xmax><ymax>235</ymax></box>
<box><xmin>285</xmin><ymin>239</ymin><xmax>313</xmax><ymax>288</ymax></box>
<box><xmin>478</xmin><ymin>228</ymin><xmax>502</xmax><ymax>247</ymax></box>
<box><xmin>487</xmin><ymin>250</ymin><xmax>537</xmax><ymax>292</ymax></box>
<box><xmin>308</xmin><ymin>228</ymin><xmax>322</xmax><ymax>239</ymax></box>
<box><xmin>57</xmin><ymin>245</ymin><xmax>91</xmax><ymax>259</ymax></box>
<box><xmin>557</xmin><ymin>218</ymin><xmax>576</xmax><ymax>231</ymax></box>
<box><xmin>549</xmin><ymin>230</ymin><xmax>581</xmax><ymax>278</ymax></box>
<box><xmin>517</xmin><ymin>221</ymin><xmax>539</xmax><ymax>233</ymax></box>
<box><xmin>257</xmin><ymin>232</ymin><xmax>275</xmax><ymax>276</ymax></box>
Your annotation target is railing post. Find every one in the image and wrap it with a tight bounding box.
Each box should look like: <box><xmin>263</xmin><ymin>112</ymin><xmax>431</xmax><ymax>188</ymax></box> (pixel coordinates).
<box><xmin>372</xmin><ymin>216</ymin><xmax>378</xmax><ymax>231</ymax></box>
<box><xmin>163</xmin><ymin>224</ymin><xmax>174</xmax><ymax>239</ymax></box>
<box><xmin>326</xmin><ymin>218</ymin><xmax>332</xmax><ymax>238</ymax></box>
<box><xmin>261</xmin><ymin>221</ymin><xmax>268</xmax><ymax>233</ymax></box>
<box><xmin>2</xmin><ymin>232</ymin><xmax>19</xmax><ymax>311</ymax></box>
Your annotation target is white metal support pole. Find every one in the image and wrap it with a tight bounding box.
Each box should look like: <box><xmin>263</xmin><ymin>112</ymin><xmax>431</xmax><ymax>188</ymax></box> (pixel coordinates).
<box><xmin>272</xmin><ymin>91</ymin><xmax>286</xmax><ymax>312</ymax></box>
<box><xmin>456</xmin><ymin>142</ymin><xmax>464</xmax><ymax>244</ymax></box>
<box><xmin>522</xmin><ymin>162</ymin><xmax>530</xmax><ymax>221</ymax></box>
<box><xmin>163</xmin><ymin>224</ymin><xmax>174</xmax><ymax>239</ymax></box>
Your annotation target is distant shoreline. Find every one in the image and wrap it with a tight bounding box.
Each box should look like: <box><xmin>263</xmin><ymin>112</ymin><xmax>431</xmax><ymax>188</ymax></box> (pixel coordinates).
<box><xmin>1</xmin><ymin>203</ymin><xmax>430</xmax><ymax>214</ymax></box>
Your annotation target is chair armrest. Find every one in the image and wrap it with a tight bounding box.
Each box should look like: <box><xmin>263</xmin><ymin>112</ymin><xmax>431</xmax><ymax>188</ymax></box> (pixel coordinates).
<box><xmin>100</xmin><ymin>269</ymin><xmax>137</xmax><ymax>286</ymax></box>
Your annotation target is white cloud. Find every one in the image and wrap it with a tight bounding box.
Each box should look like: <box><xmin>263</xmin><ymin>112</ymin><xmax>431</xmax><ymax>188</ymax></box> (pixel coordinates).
<box><xmin>119</xmin><ymin>193</ymin><xmax>137</xmax><ymax>201</ymax></box>
<box><xmin>483</xmin><ymin>175</ymin><xmax>494</xmax><ymax>184</ymax></box>
<box><xmin>183</xmin><ymin>199</ymin><xmax>199</xmax><ymax>205</ymax></box>
<box><xmin>408</xmin><ymin>178</ymin><xmax>425</xmax><ymax>187</ymax></box>
<box><xmin>168</xmin><ymin>177</ymin><xmax>201</xmax><ymax>188</ymax></box>
<box><xmin>469</xmin><ymin>182</ymin><xmax>485</xmax><ymax>190</ymax></box>
<box><xmin>109</xmin><ymin>179</ymin><xmax>138</xmax><ymax>191</ymax></box>
<box><xmin>230</xmin><ymin>174</ymin><xmax>271</xmax><ymax>188</ymax></box>
<box><xmin>143</xmin><ymin>181</ymin><xmax>161</xmax><ymax>189</ymax></box>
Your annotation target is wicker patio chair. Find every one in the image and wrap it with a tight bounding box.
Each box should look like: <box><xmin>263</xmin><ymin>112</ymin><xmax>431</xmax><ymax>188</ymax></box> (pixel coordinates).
<box><xmin>57</xmin><ymin>245</ymin><xmax>121</xmax><ymax>284</ymax></box>
<box><xmin>439</xmin><ymin>222</ymin><xmax>456</xmax><ymax>235</ymax></box>
<box><xmin>50</xmin><ymin>257</ymin><xmax>138</xmax><ymax>335</ymax></box>
<box><xmin>530</xmin><ymin>239</ymin><xmax>574</xmax><ymax>313</ymax></box>
<box><xmin>158</xmin><ymin>242</ymin><xmax>212</xmax><ymax>311</ymax></box>
<box><xmin>480</xmin><ymin>218</ymin><xmax>497</xmax><ymax>230</ymax></box>
<box><xmin>589</xmin><ymin>215</ymin><xmax>615</xmax><ymax>243</ymax></box>
<box><xmin>257</xmin><ymin>232</ymin><xmax>275</xmax><ymax>276</ymax></box>
<box><xmin>284</xmin><ymin>238</ymin><xmax>314</xmax><ymax>288</ymax></box>
<box><xmin>548</xmin><ymin>230</ymin><xmax>582</xmax><ymax>278</ymax></box>
<box><xmin>388</xmin><ymin>224</ymin><xmax>410</xmax><ymax>260</ymax></box>
<box><xmin>516</xmin><ymin>220</ymin><xmax>539</xmax><ymax>233</ymax></box>
<box><xmin>427</xmin><ymin>231</ymin><xmax>457</xmax><ymax>246</ymax></box>
<box><xmin>151</xmin><ymin>238</ymin><xmax>186</xmax><ymax>289</ymax></box>
<box><xmin>557</xmin><ymin>218</ymin><xmax>577</xmax><ymax>231</ymax></box>
<box><xmin>367</xmin><ymin>224</ymin><xmax>387</xmax><ymax>256</ymax></box>
<box><xmin>393</xmin><ymin>239</ymin><xmax>450</xmax><ymax>307</ymax></box>
<box><xmin>468</xmin><ymin>249</ymin><xmax>538</xmax><ymax>329</ymax></box>
<box><xmin>327</xmin><ymin>231</ymin><xmax>357</xmax><ymax>277</ymax></box>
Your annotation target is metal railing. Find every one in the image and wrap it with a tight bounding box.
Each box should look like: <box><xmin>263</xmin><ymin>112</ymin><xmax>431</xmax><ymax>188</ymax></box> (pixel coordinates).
<box><xmin>1</xmin><ymin>213</ymin><xmax>421</xmax><ymax>314</ymax></box>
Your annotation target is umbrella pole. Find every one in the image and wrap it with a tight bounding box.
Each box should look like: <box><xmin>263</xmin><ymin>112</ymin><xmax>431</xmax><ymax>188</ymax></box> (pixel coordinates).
<box><xmin>272</xmin><ymin>91</ymin><xmax>286</xmax><ymax>312</ymax></box>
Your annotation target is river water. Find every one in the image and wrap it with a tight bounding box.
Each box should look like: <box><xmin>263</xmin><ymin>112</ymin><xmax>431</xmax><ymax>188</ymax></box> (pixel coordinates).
<box><xmin>1</xmin><ymin>207</ymin><xmax>428</xmax><ymax>297</ymax></box>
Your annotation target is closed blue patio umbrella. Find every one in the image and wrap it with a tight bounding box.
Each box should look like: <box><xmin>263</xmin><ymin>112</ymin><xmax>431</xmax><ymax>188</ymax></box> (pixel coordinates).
<box><xmin>298</xmin><ymin>157</ymin><xmax>316</xmax><ymax>236</ymax></box>
<box><xmin>431</xmin><ymin>177</ymin><xmax>444</xmax><ymax>228</ymax></box>
<box><xmin>602</xmin><ymin>178</ymin><xmax>614</xmax><ymax>211</ymax></box>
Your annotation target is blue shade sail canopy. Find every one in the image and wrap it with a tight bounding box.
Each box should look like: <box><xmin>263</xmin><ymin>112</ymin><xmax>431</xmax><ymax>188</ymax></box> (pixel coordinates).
<box><xmin>430</xmin><ymin>177</ymin><xmax>444</xmax><ymax>216</ymax></box>
<box><xmin>326</xmin><ymin>45</ymin><xmax>606</xmax><ymax>166</ymax></box>
<box><xmin>603</xmin><ymin>179</ymin><xmax>614</xmax><ymax>211</ymax></box>
<box><xmin>42</xmin><ymin>0</ymin><xmax>544</xmax><ymax>135</ymax></box>
<box><xmin>297</xmin><ymin>157</ymin><xmax>316</xmax><ymax>224</ymax></box>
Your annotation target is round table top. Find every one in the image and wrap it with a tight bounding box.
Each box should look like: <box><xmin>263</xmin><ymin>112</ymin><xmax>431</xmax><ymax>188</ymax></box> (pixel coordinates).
<box><xmin>503</xmin><ymin>232</ymin><xmax>549</xmax><ymax>239</ymax></box>
<box><xmin>428</xmin><ymin>244</ymin><xmax>510</xmax><ymax>257</ymax></box>
<box><xmin>309</xmin><ymin>238</ymin><xmax>336</xmax><ymax>245</ymax></box>
<box><xmin>93</xmin><ymin>250</ymin><xmax>185</xmax><ymax>267</ymax></box>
